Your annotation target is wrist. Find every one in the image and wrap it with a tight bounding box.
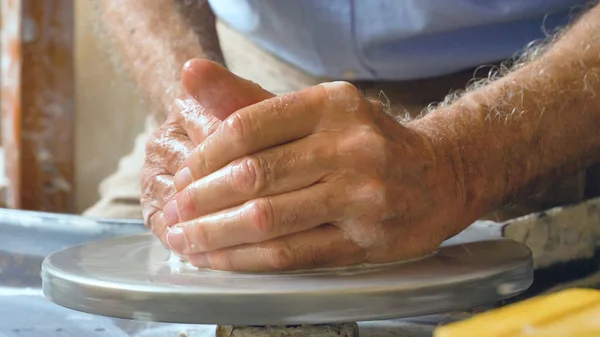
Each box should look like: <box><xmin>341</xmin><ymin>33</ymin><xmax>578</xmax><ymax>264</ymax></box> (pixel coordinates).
<box><xmin>408</xmin><ymin>100</ymin><xmax>511</xmax><ymax>222</ymax></box>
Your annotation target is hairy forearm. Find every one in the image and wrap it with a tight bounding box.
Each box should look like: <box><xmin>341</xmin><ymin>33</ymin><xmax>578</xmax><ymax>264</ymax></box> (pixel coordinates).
<box><xmin>94</xmin><ymin>0</ymin><xmax>223</xmax><ymax>121</ymax></box>
<box><xmin>415</xmin><ymin>3</ymin><xmax>600</xmax><ymax>218</ymax></box>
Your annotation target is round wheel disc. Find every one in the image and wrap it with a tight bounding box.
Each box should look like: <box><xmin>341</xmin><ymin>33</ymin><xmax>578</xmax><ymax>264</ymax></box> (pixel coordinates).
<box><xmin>42</xmin><ymin>234</ymin><xmax>533</xmax><ymax>325</ymax></box>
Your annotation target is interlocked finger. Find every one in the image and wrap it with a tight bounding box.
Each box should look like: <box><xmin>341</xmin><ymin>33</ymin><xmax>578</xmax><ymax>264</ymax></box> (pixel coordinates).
<box><xmin>172</xmin><ymin>134</ymin><xmax>336</xmax><ymax>221</ymax></box>
<box><xmin>167</xmin><ymin>181</ymin><xmax>346</xmax><ymax>255</ymax></box>
<box><xmin>185</xmin><ymin>224</ymin><xmax>367</xmax><ymax>272</ymax></box>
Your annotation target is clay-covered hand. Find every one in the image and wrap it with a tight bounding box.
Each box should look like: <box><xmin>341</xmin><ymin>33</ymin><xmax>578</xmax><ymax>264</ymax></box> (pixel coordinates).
<box><xmin>164</xmin><ymin>80</ymin><xmax>472</xmax><ymax>272</ymax></box>
<box><xmin>141</xmin><ymin>59</ymin><xmax>272</xmax><ymax>240</ymax></box>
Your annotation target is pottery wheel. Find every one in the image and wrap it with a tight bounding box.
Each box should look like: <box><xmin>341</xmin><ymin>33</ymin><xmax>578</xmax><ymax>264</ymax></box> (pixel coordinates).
<box><xmin>42</xmin><ymin>233</ymin><xmax>533</xmax><ymax>326</ymax></box>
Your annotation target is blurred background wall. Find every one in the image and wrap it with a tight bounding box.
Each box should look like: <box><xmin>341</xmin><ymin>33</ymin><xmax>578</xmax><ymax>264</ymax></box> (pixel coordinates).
<box><xmin>74</xmin><ymin>0</ymin><xmax>147</xmax><ymax>212</ymax></box>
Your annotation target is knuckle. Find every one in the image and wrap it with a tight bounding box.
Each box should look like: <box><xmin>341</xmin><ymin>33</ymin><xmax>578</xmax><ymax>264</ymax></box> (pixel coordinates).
<box><xmin>264</xmin><ymin>243</ymin><xmax>295</xmax><ymax>270</ymax></box>
<box><xmin>244</xmin><ymin>198</ymin><xmax>276</xmax><ymax>236</ymax></box>
<box><xmin>149</xmin><ymin>211</ymin><xmax>168</xmax><ymax>241</ymax></box>
<box><xmin>144</xmin><ymin>129</ymin><xmax>176</xmax><ymax>160</ymax></box>
<box><xmin>363</xmin><ymin>127</ymin><xmax>387</xmax><ymax>153</ymax></box>
<box><xmin>141</xmin><ymin>171</ymin><xmax>175</xmax><ymax>205</ymax></box>
<box><xmin>183</xmin><ymin>222</ymin><xmax>210</xmax><ymax>252</ymax></box>
<box><xmin>141</xmin><ymin>162</ymin><xmax>162</xmax><ymax>182</ymax></box>
<box><xmin>161</xmin><ymin>175</ymin><xmax>178</xmax><ymax>200</ymax></box>
<box><xmin>365</xmin><ymin>179</ymin><xmax>386</xmax><ymax>199</ymax></box>
<box><xmin>144</xmin><ymin>131</ymin><xmax>162</xmax><ymax>156</ymax></box>
<box><xmin>169</xmin><ymin>97</ymin><xmax>202</xmax><ymax>126</ymax></box>
<box><xmin>359</xmin><ymin>179</ymin><xmax>388</xmax><ymax>211</ymax></box>
<box><xmin>196</xmin><ymin>142</ymin><xmax>212</xmax><ymax>174</ymax></box>
<box><xmin>230</xmin><ymin>157</ymin><xmax>265</xmax><ymax>196</ymax></box>
<box><xmin>203</xmin><ymin>117</ymin><xmax>220</xmax><ymax>137</ymax></box>
<box><xmin>143</xmin><ymin>207</ymin><xmax>158</xmax><ymax>229</ymax></box>
<box><xmin>162</xmin><ymin>178</ymin><xmax>177</xmax><ymax>201</ymax></box>
<box><xmin>323</xmin><ymin>81</ymin><xmax>362</xmax><ymax>108</ymax></box>
<box><xmin>174</xmin><ymin>96</ymin><xmax>197</xmax><ymax>117</ymax></box>
<box><xmin>335</xmin><ymin>81</ymin><xmax>361</xmax><ymax>97</ymax></box>
<box><xmin>140</xmin><ymin>168</ymin><xmax>154</xmax><ymax>190</ymax></box>
<box><xmin>204</xmin><ymin>251</ymin><xmax>233</xmax><ymax>270</ymax></box>
<box><xmin>145</xmin><ymin>132</ymin><xmax>192</xmax><ymax>173</ymax></box>
<box><xmin>169</xmin><ymin>97</ymin><xmax>186</xmax><ymax>119</ymax></box>
<box><xmin>224</xmin><ymin>112</ymin><xmax>247</xmax><ymax>144</ymax></box>
<box><xmin>337</xmin><ymin>126</ymin><xmax>388</xmax><ymax>164</ymax></box>
<box><xmin>346</xmin><ymin>177</ymin><xmax>387</xmax><ymax>210</ymax></box>
<box><xmin>181</xmin><ymin>183</ymin><xmax>199</xmax><ymax>214</ymax></box>
<box><xmin>367</xmin><ymin>136</ymin><xmax>388</xmax><ymax>167</ymax></box>
<box><xmin>188</xmin><ymin>257</ymin><xmax>204</xmax><ymax>269</ymax></box>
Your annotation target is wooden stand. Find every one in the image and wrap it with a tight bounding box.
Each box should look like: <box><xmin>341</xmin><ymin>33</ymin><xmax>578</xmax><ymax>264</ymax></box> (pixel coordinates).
<box><xmin>1</xmin><ymin>0</ymin><xmax>75</xmax><ymax>212</ymax></box>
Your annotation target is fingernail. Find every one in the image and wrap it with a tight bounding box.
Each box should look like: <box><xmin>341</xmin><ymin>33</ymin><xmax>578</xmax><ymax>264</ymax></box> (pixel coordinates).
<box><xmin>163</xmin><ymin>199</ymin><xmax>180</xmax><ymax>227</ymax></box>
<box><xmin>167</xmin><ymin>227</ymin><xmax>187</xmax><ymax>253</ymax></box>
<box><xmin>190</xmin><ymin>254</ymin><xmax>210</xmax><ymax>269</ymax></box>
<box><xmin>174</xmin><ymin>167</ymin><xmax>194</xmax><ymax>191</ymax></box>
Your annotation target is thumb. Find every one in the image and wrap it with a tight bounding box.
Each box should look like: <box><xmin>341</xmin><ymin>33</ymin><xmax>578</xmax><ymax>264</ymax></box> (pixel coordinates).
<box><xmin>182</xmin><ymin>59</ymin><xmax>274</xmax><ymax>120</ymax></box>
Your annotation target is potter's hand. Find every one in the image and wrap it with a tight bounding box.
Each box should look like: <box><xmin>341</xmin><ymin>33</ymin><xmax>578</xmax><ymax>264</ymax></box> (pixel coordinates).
<box><xmin>141</xmin><ymin>59</ymin><xmax>272</xmax><ymax>239</ymax></box>
<box><xmin>164</xmin><ymin>81</ymin><xmax>470</xmax><ymax>272</ymax></box>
